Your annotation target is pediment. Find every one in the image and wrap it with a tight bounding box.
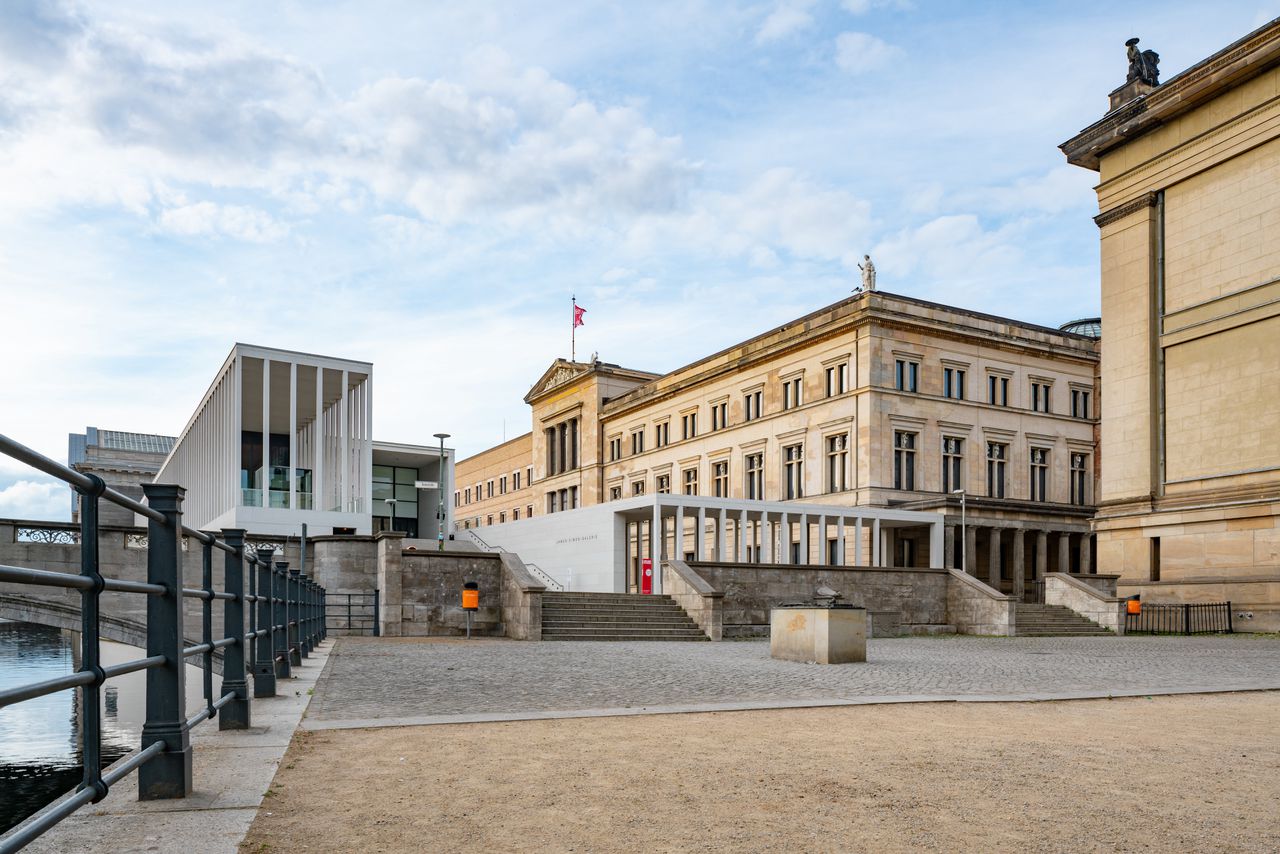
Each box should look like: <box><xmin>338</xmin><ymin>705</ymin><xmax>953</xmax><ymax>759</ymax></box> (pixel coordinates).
<box><xmin>524</xmin><ymin>360</ymin><xmax>590</xmax><ymax>403</ymax></box>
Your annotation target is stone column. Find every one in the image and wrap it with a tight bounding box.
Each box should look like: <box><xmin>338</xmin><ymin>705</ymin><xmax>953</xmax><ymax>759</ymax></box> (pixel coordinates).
<box><xmin>944</xmin><ymin>525</ymin><xmax>956</xmax><ymax>570</ymax></box>
<box><xmin>375</xmin><ymin>531</ymin><xmax>405</xmax><ymax>637</ymax></box>
<box><xmin>1058</xmin><ymin>531</ymin><xmax>1072</xmax><ymax>575</ymax></box>
<box><xmin>964</xmin><ymin>525</ymin><xmax>977</xmax><ymax>575</ymax></box>
<box><xmin>799</xmin><ymin>514</ymin><xmax>809</xmax><ymax>565</ymax></box>
<box><xmin>1080</xmin><ymin>533</ymin><xmax>1092</xmax><ymax>574</ymax></box>
<box><xmin>872</xmin><ymin>518</ymin><xmax>881</xmax><ymax>567</ymax></box>
<box><xmin>987</xmin><ymin>527</ymin><xmax>1002</xmax><ymax>587</ymax></box>
<box><xmin>1035</xmin><ymin>530</ymin><xmax>1048</xmax><ymax>579</ymax></box>
<box><xmin>695</xmin><ymin>507</ymin><xmax>706</xmax><ymax>561</ymax></box>
<box><xmin>836</xmin><ymin>517</ymin><xmax>846</xmax><ymax>566</ymax></box>
<box><xmin>1010</xmin><ymin>529</ymin><xmax>1026</xmax><ymax>601</ymax></box>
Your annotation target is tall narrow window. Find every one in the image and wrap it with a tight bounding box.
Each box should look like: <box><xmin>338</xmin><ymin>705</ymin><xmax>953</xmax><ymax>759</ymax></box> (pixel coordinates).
<box><xmin>1030</xmin><ymin>447</ymin><xmax>1049</xmax><ymax>501</ymax></box>
<box><xmin>609</xmin><ymin>436</ymin><xmax>622</xmax><ymax>461</ymax></box>
<box><xmin>895</xmin><ymin>359</ymin><xmax>919</xmax><ymax>392</ymax></box>
<box><xmin>745</xmin><ymin>453</ymin><xmax>764</xmax><ymax>500</ymax></box>
<box><xmin>942</xmin><ymin>437</ymin><xmax>963</xmax><ymax>492</ymax></box>
<box><xmin>609</xmin><ymin>485</ymin><xmax>622</xmax><ymax>501</ymax></box>
<box><xmin>944</xmin><ymin>367</ymin><xmax>966</xmax><ymax>400</ymax></box>
<box><xmin>631</xmin><ymin>429</ymin><xmax>645</xmax><ymax>455</ymax></box>
<box><xmin>500</xmin><ymin>475</ymin><xmax>508</xmax><ymax>495</ymax></box>
<box><xmin>632</xmin><ymin>480</ymin><xmax>645</xmax><ymax>496</ymax></box>
<box><xmin>681</xmin><ymin>411</ymin><xmax>698</xmax><ymax>440</ymax></box>
<box><xmin>824</xmin><ymin>363</ymin><xmax>847</xmax><ymax>397</ymax></box>
<box><xmin>513</xmin><ymin>471</ymin><xmax>521</xmax><ymax>490</ymax></box>
<box><xmin>1071</xmin><ymin>389</ymin><xmax>1091</xmax><ymax>419</ymax></box>
<box><xmin>988</xmin><ymin>374</ymin><xmax>1009</xmax><ymax>406</ymax></box>
<box><xmin>711</xmin><ymin>401</ymin><xmax>728</xmax><ymax>431</ymax></box>
<box><xmin>656</xmin><ymin>474</ymin><xmax>671</xmax><ymax>494</ymax></box>
<box><xmin>986</xmin><ymin>442</ymin><xmax>1007</xmax><ymax>499</ymax></box>
<box><xmin>1031</xmin><ymin>382</ymin><xmax>1052</xmax><ymax>413</ymax></box>
<box><xmin>1070</xmin><ymin>452</ymin><xmax>1088</xmax><ymax>505</ymax></box>
<box><xmin>744</xmin><ymin>390</ymin><xmax>763</xmax><ymax>421</ymax></box>
<box><xmin>654</xmin><ymin>421</ymin><xmax>670</xmax><ymax>448</ymax></box>
<box><xmin>682</xmin><ymin>467</ymin><xmax>698</xmax><ymax>496</ymax></box>
<box><xmin>893</xmin><ymin>431</ymin><xmax>916</xmax><ymax>490</ymax></box>
<box><xmin>825</xmin><ymin>434</ymin><xmax>848</xmax><ymax>493</ymax></box>
<box><xmin>712</xmin><ymin>461</ymin><xmax>729</xmax><ymax>497</ymax></box>
<box><xmin>784</xmin><ymin>444</ymin><xmax>804</xmax><ymax>499</ymax></box>
<box><xmin>783</xmin><ymin>376</ymin><xmax>803</xmax><ymax>409</ymax></box>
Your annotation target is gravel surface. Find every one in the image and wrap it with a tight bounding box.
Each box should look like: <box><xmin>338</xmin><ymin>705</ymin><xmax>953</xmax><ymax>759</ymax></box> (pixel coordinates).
<box><xmin>244</xmin><ymin>692</ymin><xmax>1280</xmax><ymax>853</ymax></box>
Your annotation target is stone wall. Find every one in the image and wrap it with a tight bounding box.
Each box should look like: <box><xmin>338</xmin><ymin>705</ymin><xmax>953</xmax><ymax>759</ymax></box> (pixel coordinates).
<box><xmin>1044</xmin><ymin>573</ymin><xmax>1125</xmax><ymax>634</ymax></box>
<box><xmin>946</xmin><ymin>569</ymin><xmax>1015</xmax><ymax>636</ymax></box>
<box><xmin>663</xmin><ymin>560</ymin><xmax>723</xmax><ymax>640</ymax></box>
<box><xmin>499</xmin><ymin>552</ymin><xmax>544</xmax><ymax>641</ymax></box>
<box><xmin>682</xmin><ymin>561</ymin><xmax>949</xmax><ymax>637</ymax></box>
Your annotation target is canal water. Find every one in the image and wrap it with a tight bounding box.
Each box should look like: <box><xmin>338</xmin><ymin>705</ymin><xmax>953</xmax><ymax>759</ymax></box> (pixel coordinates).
<box><xmin>0</xmin><ymin>620</ymin><xmax>216</xmax><ymax>835</ymax></box>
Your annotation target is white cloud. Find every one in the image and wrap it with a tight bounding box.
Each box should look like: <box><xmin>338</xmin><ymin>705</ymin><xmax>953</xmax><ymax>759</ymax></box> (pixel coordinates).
<box><xmin>834</xmin><ymin>31</ymin><xmax>900</xmax><ymax>74</ymax></box>
<box><xmin>756</xmin><ymin>2</ymin><xmax>817</xmax><ymax>44</ymax></box>
<box><xmin>871</xmin><ymin>214</ymin><xmax>1022</xmax><ymax>285</ymax></box>
<box><xmin>0</xmin><ymin>480</ymin><xmax>69</xmax><ymax>522</ymax></box>
<box><xmin>157</xmin><ymin>202</ymin><xmax>290</xmax><ymax>242</ymax></box>
<box><xmin>840</xmin><ymin>0</ymin><xmax>914</xmax><ymax>14</ymax></box>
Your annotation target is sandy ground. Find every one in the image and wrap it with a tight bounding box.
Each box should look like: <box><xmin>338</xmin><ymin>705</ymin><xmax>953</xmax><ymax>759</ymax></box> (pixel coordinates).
<box><xmin>242</xmin><ymin>692</ymin><xmax>1279</xmax><ymax>853</ymax></box>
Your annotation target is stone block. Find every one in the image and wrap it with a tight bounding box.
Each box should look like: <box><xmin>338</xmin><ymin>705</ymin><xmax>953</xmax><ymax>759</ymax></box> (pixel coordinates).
<box><xmin>769</xmin><ymin>607</ymin><xmax>866</xmax><ymax>665</ymax></box>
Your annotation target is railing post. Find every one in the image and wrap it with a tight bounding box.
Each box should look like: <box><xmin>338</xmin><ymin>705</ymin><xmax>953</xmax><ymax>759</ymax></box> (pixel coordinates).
<box><xmin>304</xmin><ymin>579</ymin><xmax>316</xmax><ymax>653</ymax></box>
<box><xmin>1227</xmin><ymin>601</ymin><xmax>1233</xmax><ymax>634</ymax></box>
<box><xmin>220</xmin><ymin>529</ymin><xmax>251</xmax><ymax>729</ymax></box>
<box><xmin>288</xmin><ymin>567</ymin><xmax>304</xmax><ymax>664</ymax></box>
<box><xmin>200</xmin><ymin>541</ymin><xmax>214</xmax><ymax>723</ymax></box>
<box><xmin>373</xmin><ymin>589</ymin><xmax>381</xmax><ymax>637</ymax></box>
<box><xmin>1184</xmin><ymin>603</ymin><xmax>1191</xmax><ymax>636</ymax></box>
<box><xmin>322</xmin><ymin>589</ymin><xmax>328</xmax><ymax>640</ymax></box>
<box><xmin>274</xmin><ymin>561</ymin><xmax>292</xmax><ymax>678</ymax></box>
<box><xmin>253</xmin><ymin>548</ymin><xmax>277</xmax><ymax>697</ymax></box>
<box><xmin>78</xmin><ymin>473</ymin><xmax>108</xmax><ymax>803</ymax></box>
<box><xmin>139</xmin><ymin>483</ymin><xmax>193</xmax><ymax>800</ymax></box>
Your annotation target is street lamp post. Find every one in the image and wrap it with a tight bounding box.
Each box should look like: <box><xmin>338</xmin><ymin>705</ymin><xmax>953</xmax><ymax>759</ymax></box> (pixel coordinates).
<box><xmin>434</xmin><ymin>433</ymin><xmax>450</xmax><ymax>551</ymax></box>
<box><xmin>385</xmin><ymin>498</ymin><xmax>397</xmax><ymax>534</ymax></box>
<box><xmin>952</xmin><ymin>489</ymin><xmax>966</xmax><ymax>573</ymax></box>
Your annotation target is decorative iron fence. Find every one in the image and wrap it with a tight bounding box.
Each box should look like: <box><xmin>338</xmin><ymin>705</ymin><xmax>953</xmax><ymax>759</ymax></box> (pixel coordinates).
<box><xmin>325</xmin><ymin>591</ymin><xmax>380</xmax><ymax>636</ymax></box>
<box><xmin>0</xmin><ymin>432</ymin><xmax>326</xmax><ymax>853</ymax></box>
<box><xmin>1125</xmin><ymin>602</ymin><xmax>1233</xmax><ymax>635</ymax></box>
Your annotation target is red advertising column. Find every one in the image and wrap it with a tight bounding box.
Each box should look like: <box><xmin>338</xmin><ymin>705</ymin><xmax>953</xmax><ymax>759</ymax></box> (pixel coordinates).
<box><xmin>640</xmin><ymin>558</ymin><xmax>653</xmax><ymax>594</ymax></box>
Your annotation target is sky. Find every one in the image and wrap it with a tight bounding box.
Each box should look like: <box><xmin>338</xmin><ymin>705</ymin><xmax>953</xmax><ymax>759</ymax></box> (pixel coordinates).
<box><xmin>1</xmin><ymin>0</ymin><xmax>1277</xmax><ymax>522</ymax></box>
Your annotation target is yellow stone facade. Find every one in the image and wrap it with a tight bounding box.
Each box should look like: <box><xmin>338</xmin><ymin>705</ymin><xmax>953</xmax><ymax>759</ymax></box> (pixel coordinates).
<box><xmin>1062</xmin><ymin>20</ymin><xmax>1280</xmax><ymax>630</ymax></box>
<box><xmin>458</xmin><ymin>291</ymin><xmax>1100</xmax><ymax>595</ymax></box>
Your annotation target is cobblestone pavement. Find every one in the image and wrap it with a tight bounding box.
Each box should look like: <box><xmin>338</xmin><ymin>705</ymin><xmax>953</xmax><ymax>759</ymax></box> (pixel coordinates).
<box><xmin>304</xmin><ymin>635</ymin><xmax>1280</xmax><ymax>727</ymax></box>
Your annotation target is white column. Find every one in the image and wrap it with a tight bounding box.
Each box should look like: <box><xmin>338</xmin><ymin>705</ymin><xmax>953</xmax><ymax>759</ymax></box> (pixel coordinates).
<box><xmin>779</xmin><ymin>513</ymin><xmax>789</xmax><ymax>564</ymax></box>
<box><xmin>854</xmin><ymin>518</ymin><xmax>863</xmax><ymax>566</ymax></box>
<box><xmin>929</xmin><ymin>517</ymin><xmax>945</xmax><ymax>569</ymax></box>
<box><xmin>695</xmin><ymin>507</ymin><xmax>706</xmax><ymax>561</ymax></box>
<box><xmin>738</xmin><ymin>509</ymin><xmax>748</xmax><ymax>562</ymax></box>
<box><xmin>233</xmin><ymin>357</ymin><xmax>242</xmax><ymax>507</ymax></box>
<box><xmin>650</xmin><ymin>501</ymin><xmax>662</xmax><ymax>593</ymax></box>
<box><xmin>674</xmin><ymin>505</ymin><xmax>684</xmax><ymax>561</ymax></box>
<box><xmin>314</xmin><ymin>367</ymin><xmax>324</xmax><ymax>512</ymax></box>
<box><xmin>289</xmin><ymin>361</ymin><xmax>297</xmax><ymax>510</ymax></box>
<box><xmin>363</xmin><ymin>373</ymin><xmax>373</xmax><ymax>516</ymax></box>
<box><xmin>836</xmin><ymin>517</ymin><xmax>846</xmax><ymax>566</ymax></box>
<box><xmin>717</xmin><ymin>508</ymin><xmax>727</xmax><ymax>561</ymax></box>
<box><xmin>340</xmin><ymin>369</ymin><xmax>350</xmax><ymax>513</ymax></box>
<box><xmin>817</xmin><ymin>514</ymin><xmax>826</xmax><ymax>564</ymax></box>
<box><xmin>261</xmin><ymin>357</ymin><xmax>270</xmax><ymax>508</ymax></box>
<box><xmin>872</xmin><ymin>518</ymin><xmax>881</xmax><ymax>566</ymax></box>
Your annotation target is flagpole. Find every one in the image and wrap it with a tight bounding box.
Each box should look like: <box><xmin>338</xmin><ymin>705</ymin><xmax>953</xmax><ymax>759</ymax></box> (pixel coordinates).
<box><xmin>571</xmin><ymin>294</ymin><xmax>576</xmax><ymax>362</ymax></box>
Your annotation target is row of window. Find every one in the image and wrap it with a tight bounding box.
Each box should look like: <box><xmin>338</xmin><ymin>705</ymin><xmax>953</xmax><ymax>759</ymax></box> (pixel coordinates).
<box><xmin>460</xmin><ymin>503</ymin><xmax>535</xmax><ymax>528</ymax></box>
<box><xmin>455</xmin><ymin>466</ymin><xmax>533</xmax><ymax>507</ymax></box>
<box><xmin>892</xmin><ymin>430</ymin><xmax>1089</xmax><ymax>505</ymax></box>
<box><xmin>894</xmin><ymin>358</ymin><xmax>1092</xmax><ymax>418</ymax></box>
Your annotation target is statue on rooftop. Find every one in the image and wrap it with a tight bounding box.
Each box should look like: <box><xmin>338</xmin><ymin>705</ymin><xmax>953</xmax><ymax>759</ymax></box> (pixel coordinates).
<box><xmin>856</xmin><ymin>255</ymin><xmax>876</xmax><ymax>293</ymax></box>
<box><xmin>1126</xmin><ymin>38</ymin><xmax>1160</xmax><ymax>87</ymax></box>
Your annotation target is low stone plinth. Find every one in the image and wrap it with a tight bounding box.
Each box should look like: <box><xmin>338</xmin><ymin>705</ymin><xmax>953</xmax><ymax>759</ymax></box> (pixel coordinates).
<box><xmin>770</xmin><ymin>606</ymin><xmax>867</xmax><ymax>664</ymax></box>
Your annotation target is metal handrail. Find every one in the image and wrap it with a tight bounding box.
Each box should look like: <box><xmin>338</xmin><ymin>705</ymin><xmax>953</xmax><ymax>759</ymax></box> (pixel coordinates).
<box><xmin>0</xmin><ymin>431</ymin><xmax>328</xmax><ymax>852</ymax></box>
<box><xmin>463</xmin><ymin>530</ymin><xmax>565</xmax><ymax>591</ymax></box>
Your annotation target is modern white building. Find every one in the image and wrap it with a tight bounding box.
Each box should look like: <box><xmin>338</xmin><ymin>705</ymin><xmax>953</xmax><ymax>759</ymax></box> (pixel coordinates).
<box><xmin>154</xmin><ymin>343</ymin><xmax>453</xmax><ymax>538</ymax></box>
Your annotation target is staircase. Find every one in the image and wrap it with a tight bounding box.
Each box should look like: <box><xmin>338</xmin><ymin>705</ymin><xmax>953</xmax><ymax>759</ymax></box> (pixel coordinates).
<box><xmin>541</xmin><ymin>592</ymin><xmax>708</xmax><ymax>641</ymax></box>
<box><xmin>1016</xmin><ymin>603</ymin><xmax>1112</xmax><ymax>636</ymax></box>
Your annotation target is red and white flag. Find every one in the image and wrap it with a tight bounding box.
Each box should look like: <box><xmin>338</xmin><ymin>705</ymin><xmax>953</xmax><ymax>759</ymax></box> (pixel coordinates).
<box><xmin>573</xmin><ymin>302</ymin><xmax>586</xmax><ymax>328</ymax></box>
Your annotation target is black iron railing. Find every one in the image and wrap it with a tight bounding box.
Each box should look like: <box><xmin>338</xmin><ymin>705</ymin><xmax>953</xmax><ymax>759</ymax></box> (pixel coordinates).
<box><xmin>325</xmin><ymin>591</ymin><xmax>380</xmax><ymax>636</ymax></box>
<box><xmin>1125</xmin><ymin>602</ymin><xmax>1233</xmax><ymax>635</ymax></box>
<box><xmin>0</xmin><ymin>433</ymin><xmax>326</xmax><ymax>852</ymax></box>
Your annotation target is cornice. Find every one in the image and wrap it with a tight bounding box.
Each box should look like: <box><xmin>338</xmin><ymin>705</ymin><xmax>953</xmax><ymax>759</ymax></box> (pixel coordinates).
<box><xmin>1094</xmin><ymin>191</ymin><xmax>1158</xmax><ymax>228</ymax></box>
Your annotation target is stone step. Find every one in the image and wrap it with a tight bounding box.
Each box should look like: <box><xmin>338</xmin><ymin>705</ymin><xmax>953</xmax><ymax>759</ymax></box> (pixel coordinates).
<box><xmin>543</xmin><ymin>635</ymin><xmax>710</xmax><ymax>641</ymax></box>
<box><xmin>542</xmin><ymin>620</ymin><xmax>701</xmax><ymax>629</ymax></box>
<box><xmin>543</xmin><ymin>630</ymin><xmax>708</xmax><ymax>640</ymax></box>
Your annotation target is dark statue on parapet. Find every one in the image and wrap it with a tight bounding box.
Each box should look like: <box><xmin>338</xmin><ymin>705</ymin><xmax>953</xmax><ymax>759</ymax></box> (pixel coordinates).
<box><xmin>1126</xmin><ymin>37</ymin><xmax>1160</xmax><ymax>87</ymax></box>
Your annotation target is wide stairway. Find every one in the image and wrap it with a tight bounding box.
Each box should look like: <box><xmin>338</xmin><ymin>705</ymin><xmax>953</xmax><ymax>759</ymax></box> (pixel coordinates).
<box><xmin>1016</xmin><ymin>603</ymin><xmax>1112</xmax><ymax>636</ymax></box>
<box><xmin>541</xmin><ymin>592</ymin><xmax>708</xmax><ymax>641</ymax></box>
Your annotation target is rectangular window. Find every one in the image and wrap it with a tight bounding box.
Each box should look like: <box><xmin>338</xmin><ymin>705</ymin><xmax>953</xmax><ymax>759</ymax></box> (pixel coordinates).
<box><xmin>527</xmin><ymin>467</ymin><xmax>532</xmax><ymax>486</ymax></box>
<box><xmin>500</xmin><ymin>475</ymin><xmax>508</xmax><ymax>495</ymax></box>
<box><xmin>513</xmin><ymin>471</ymin><xmax>521</xmax><ymax>490</ymax></box>
<box><xmin>631</xmin><ymin>429</ymin><xmax>645</xmax><ymax>455</ymax></box>
<box><xmin>1031</xmin><ymin>382</ymin><xmax>1052</xmax><ymax>413</ymax></box>
<box><xmin>712</xmin><ymin>461</ymin><xmax>729</xmax><ymax>497</ymax></box>
<box><xmin>656</xmin><ymin>474</ymin><xmax>671</xmax><ymax>494</ymax></box>
<box><xmin>942</xmin><ymin>437</ymin><xmax>963</xmax><ymax>493</ymax></box>
<box><xmin>824</xmin><ymin>363</ymin><xmax>847</xmax><ymax>397</ymax></box>
<box><xmin>655</xmin><ymin>421</ymin><xmax>670</xmax><ymax>448</ymax></box>
<box><xmin>681</xmin><ymin>412</ymin><xmax>698</xmax><ymax>440</ymax></box>
<box><xmin>609</xmin><ymin>436</ymin><xmax>622</xmax><ymax>461</ymax></box>
<box><xmin>487</xmin><ymin>480</ymin><xmax>494</xmax><ymax>498</ymax></box>
<box><xmin>1030</xmin><ymin>447</ymin><xmax>1049</xmax><ymax>501</ymax></box>
<box><xmin>944</xmin><ymin>367</ymin><xmax>966</xmax><ymax>400</ymax></box>
<box><xmin>609</xmin><ymin>485</ymin><xmax>622</xmax><ymax>501</ymax></box>
<box><xmin>825</xmin><ymin>434</ymin><xmax>848</xmax><ymax>493</ymax></box>
<box><xmin>895</xmin><ymin>359</ymin><xmax>919</xmax><ymax>393</ymax></box>
<box><xmin>893</xmin><ymin>431</ymin><xmax>916</xmax><ymax>490</ymax></box>
<box><xmin>513</xmin><ymin>508</ymin><xmax>520</xmax><ymax>521</ymax></box>
<box><xmin>526</xmin><ymin>504</ymin><xmax>533</xmax><ymax>517</ymax></box>
<box><xmin>632</xmin><ymin>480</ymin><xmax>645</xmax><ymax>496</ymax></box>
<box><xmin>683</xmin><ymin>467</ymin><xmax>699</xmax><ymax>496</ymax></box>
<box><xmin>487</xmin><ymin>515</ymin><xmax>493</xmax><ymax>525</ymax></box>
<box><xmin>784</xmin><ymin>444</ymin><xmax>804</xmax><ymax>500</ymax></box>
<box><xmin>1070</xmin><ymin>452</ymin><xmax>1088</xmax><ymax>506</ymax></box>
<box><xmin>986</xmin><ymin>442</ymin><xmax>1007</xmax><ymax>499</ymax></box>
<box><xmin>465</xmin><ymin>487</ymin><xmax>471</xmax><ymax>504</ymax></box>
<box><xmin>744</xmin><ymin>390</ymin><xmax>763</xmax><ymax>421</ymax></box>
<box><xmin>499</xmin><ymin>511</ymin><xmax>506</xmax><ymax>523</ymax></box>
<box><xmin>783</xmin><ymin>376</ymin><xmax>803</xmax><ymax>410</ymax></box>
<box><xmin>711</xmin><ymin>401</ymin><xmax>728</xmax><ymax>431</ymax></box>
<box><xmin>745</xmin><ymin>453</ymin><xmax>764</xmax><ymax>500</ymax></box>
<box><xmin>988</xmin><ymin>374</ymin><xmax>1009</xmax><ymax>406</ymax></box>
<box><xmin>1071</xmin><ymin>389</ymin><xmax>1091</xmax><ymax>419</ymax></box>
<box><xmin>454</xmin><ymin>491</ymin><xmax>460</xmax><ymax>507</ymax></box>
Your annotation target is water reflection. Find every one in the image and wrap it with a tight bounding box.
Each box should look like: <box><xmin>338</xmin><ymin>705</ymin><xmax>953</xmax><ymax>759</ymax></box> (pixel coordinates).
<box><xmin>0</xmin><ymin>620</ymin><xmax>217</xmax><ymax>834</ymax></box>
